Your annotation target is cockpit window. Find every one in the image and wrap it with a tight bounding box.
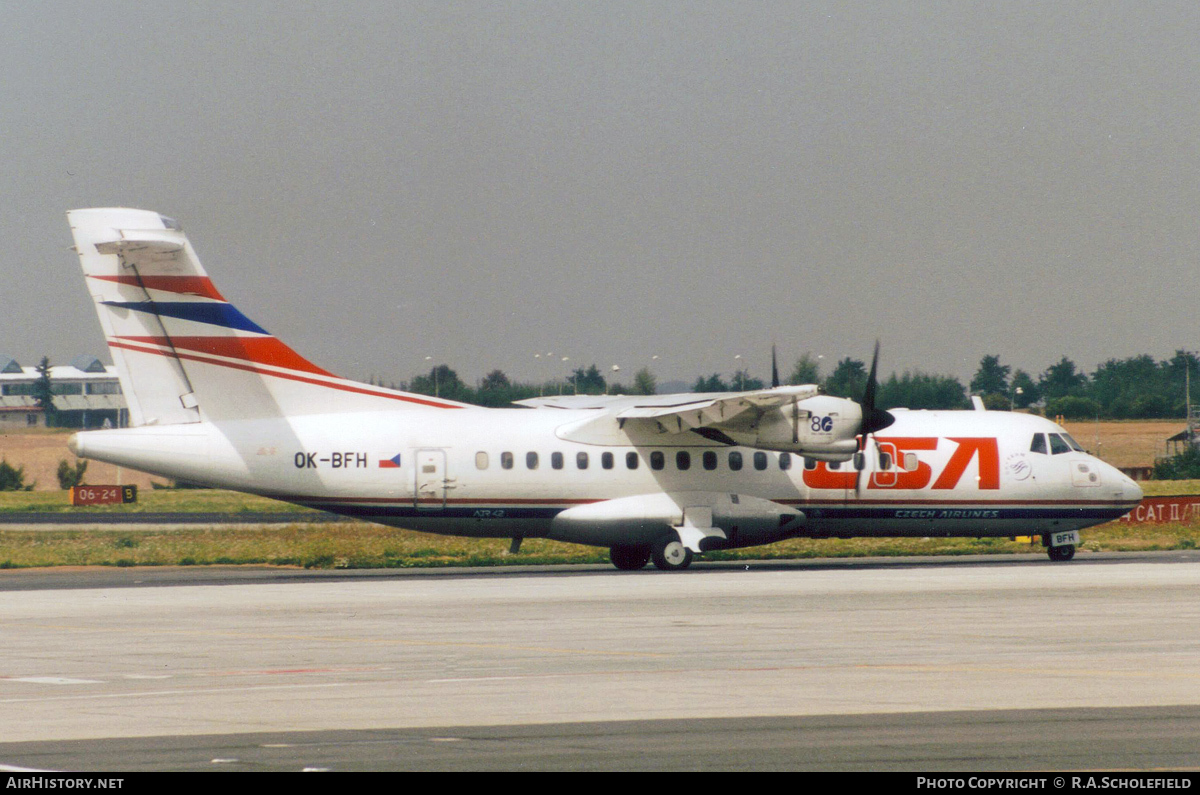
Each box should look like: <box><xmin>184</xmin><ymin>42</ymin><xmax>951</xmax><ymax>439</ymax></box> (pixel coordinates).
<box><xmin>1061</xmin><ymin>433</ymin><xmax>1084</xmax><ymax>452</ymax></box>
<box><xmin>1049</xmin><ymin>433</ymin><xmax>1071</xmax><ymax>455</ymax></box>
<box><xmin>1030</xmin><ymin>434</ymin><xmax>1047</xmax><ymax>455</ymax></box>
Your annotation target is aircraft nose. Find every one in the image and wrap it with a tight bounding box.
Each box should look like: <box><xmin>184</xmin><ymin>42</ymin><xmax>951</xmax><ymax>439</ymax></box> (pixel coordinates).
<box><xmin>1103</xmin><ymin>461</ymin><xmax>1142</xmax><ymax>505</ymax></box>
<box><xmin>1121</xmin><ymin>474</ymin><xmax>1144</xmax><ymax>505</ymax></box>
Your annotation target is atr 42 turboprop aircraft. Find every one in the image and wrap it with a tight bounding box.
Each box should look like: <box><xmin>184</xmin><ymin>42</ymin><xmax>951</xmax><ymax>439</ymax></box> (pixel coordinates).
<box><xmin>66</xmin><ymin>208</ymin><xmax>1142</xmax><ymax>570</ymax></box>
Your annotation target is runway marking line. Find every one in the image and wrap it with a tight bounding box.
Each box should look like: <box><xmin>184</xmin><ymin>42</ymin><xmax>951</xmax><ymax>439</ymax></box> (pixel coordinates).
<box><xmin>2</xmin><ymin>677</ymin><xmax>102</xmax><ymax>685</ymax></box>
<box><xmin>856</xmin><ymin>664</ymin><xmax>1200</xmax><ymax>680</ymax></box>
<box><xmin>3</xmin><ymin>662</ymin><xmax>1200</xmax><ymax>708</ymax></box>
<box><xmin>0</xmin><ymin>682</ymin><xmax>355</xmax><ymax>705</ymax></box>
<box><xmin>2</xmin><ymin>621</ymin><xmax>665</xmax><ymax>659</ymax></box>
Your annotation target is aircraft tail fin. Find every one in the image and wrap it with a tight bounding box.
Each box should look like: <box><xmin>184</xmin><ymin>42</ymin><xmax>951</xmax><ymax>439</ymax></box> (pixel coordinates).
<box><xmin>68</xmin><ymin>208</ymin><xmax>467</xmax><ymax>425</ymax></box>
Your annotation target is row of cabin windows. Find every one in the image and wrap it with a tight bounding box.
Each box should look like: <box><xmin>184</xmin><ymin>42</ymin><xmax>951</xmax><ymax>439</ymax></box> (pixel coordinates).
<box><xmin>471</xmin><ymin>450</ymin><xmax>910</xmax><ymax>473</ymax></box>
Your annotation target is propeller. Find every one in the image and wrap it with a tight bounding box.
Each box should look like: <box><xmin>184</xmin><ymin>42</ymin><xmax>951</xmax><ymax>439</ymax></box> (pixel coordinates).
<box><xmin>859</xmin><ymin>340</ymin><xmax>895</xmax><ymax>436</ymax></box>
<box><xmin>855</xmin><ymin>341</ymin><xmax>895</xmax><ymax>496</ymax></box>
<box><xmin>771</xmin><ymin>344</ymin><xmax>781</xmax><ymax>389</ymax></box>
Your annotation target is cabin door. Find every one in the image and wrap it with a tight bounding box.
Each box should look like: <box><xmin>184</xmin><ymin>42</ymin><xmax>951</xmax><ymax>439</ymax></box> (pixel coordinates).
<box><xmin>414</xmin><ymin>449</ymin><xmax>451</xmax><ymax>510</ymax></box>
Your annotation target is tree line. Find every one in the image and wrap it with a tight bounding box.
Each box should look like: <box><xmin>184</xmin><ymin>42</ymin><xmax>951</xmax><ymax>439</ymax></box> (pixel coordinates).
<box><xmin>392</xmin><ymin>350</ymin><xmax>1199</xmax><ymax>420</ymax></box>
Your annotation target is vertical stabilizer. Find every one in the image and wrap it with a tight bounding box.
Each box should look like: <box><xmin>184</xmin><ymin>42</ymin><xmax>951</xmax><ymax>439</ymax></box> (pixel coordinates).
<box><xmin>68</xmin><ymin>208</ymin><xmax>468</xmax><ymax>425</ymax></box>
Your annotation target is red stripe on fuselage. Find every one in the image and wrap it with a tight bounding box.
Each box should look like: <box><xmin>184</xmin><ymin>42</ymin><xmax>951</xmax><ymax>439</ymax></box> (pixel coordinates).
<box><xmin>107</xmin><ymin>338</ymin><xmax>465</xmax><ymax>409</ymax></box>
<box><xmin>89</xmin><ymin>274</ymin><xmax>226</xmax><ymax>300</ymax></box>
<box><xmin>116</xmin><ymin>335</ymin><xmax>333</xmax><ymax>377</ymax></box>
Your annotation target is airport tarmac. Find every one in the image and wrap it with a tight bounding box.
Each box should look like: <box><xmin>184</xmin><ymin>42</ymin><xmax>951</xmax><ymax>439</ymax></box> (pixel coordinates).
<box><xmin>1</xmin><ymin>552</ymin><xmax>1199</xmax><ymax>771</ymax></box>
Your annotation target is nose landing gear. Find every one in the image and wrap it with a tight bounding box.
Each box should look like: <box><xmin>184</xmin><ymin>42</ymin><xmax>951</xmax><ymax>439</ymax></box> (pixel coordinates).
<box><xmin>1043</xmin><ymin>531</ymin><xmax>1078</xmax><ymax>562</ymax></box>
<box><xmin>1047</xmin><ymin>543</ymin><xmax>1076</xmax><ymax>562</ymax></box>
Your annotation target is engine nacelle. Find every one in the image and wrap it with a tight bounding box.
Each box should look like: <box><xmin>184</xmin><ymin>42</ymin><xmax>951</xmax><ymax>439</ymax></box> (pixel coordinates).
<box><xmin>550</xmin><ymin>491</ymin><xmax>804</xmax><ymax>548</ymax></box>
<box><xmin>721</xmin><ymin>394</ymin><xmax>863</xmax><ymax>460</ymax></box>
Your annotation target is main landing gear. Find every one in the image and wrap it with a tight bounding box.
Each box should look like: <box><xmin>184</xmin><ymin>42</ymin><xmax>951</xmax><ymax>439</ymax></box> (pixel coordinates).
<box><xmin>609</xmin><ymin>538</ymin><xmax>694</xmax><ymax>571</ymax></box>
<box><xmin>651</xmin><ymin>538</ymin><xmax>693</xmax><ymax>571</ymax></box>
<box><xmin>609</xmin><ymin>544</ymin><xmax>652</xmax><ymax>571</ymax></box>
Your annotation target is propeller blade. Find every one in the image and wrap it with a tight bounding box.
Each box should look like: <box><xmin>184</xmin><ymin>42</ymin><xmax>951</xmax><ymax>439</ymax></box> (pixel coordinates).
<box><xmin>859</xmin><ymin>340</ymin><xmax>895</xmax><ymax>435</ymax></box>
<box><xmin>771</xmin><ymin>344</ymin><xmax>780</xmax><ymax>389</ymax></box>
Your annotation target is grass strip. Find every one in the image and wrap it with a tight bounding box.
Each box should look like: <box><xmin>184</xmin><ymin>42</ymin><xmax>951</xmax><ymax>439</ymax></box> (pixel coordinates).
<box><xmin>0</xmin><ymin>520</ymin><xmax>1196</xmax><ymax>570</ymax></box>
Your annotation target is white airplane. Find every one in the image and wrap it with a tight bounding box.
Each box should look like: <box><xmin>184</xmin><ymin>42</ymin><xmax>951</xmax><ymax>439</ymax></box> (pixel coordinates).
<box><xmin>65</xmin><ymin>208</ymin><xmax>1142</xmax><ymax>569</ymax></box>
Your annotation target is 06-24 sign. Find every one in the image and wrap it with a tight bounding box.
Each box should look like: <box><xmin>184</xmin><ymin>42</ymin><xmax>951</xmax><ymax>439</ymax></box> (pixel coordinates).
<box><xmin>71</xmin><ymin>485</ymin><xmax>138</xmax><ymax>506</ymax></box>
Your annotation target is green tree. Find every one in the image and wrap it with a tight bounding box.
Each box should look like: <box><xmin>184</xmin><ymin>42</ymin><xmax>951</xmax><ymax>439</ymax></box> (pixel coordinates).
<box><xmin>691</xmin><ymin>373</ymin><xmax>729</xmax><ymax>393</ymax></box>
<box><xmin>1010</xmin><ymin>369</ymin><xmax>1040</xmax><ymax>409</ymax></box>
<box><xmin>1040</xmin><ymin>356</ymin><xmax>1087</xmax><ymax>401</ymax></box>
<box><xmin>824</xmin><ymin>357</ymin><xmax>867</xmax><ymax>399</ymax></box>
<box><xmin>787</xmin><ymin>354</ymin><xmax>821</xmax><ymax>386</ymax></box>
<box><xmin>1161</xmin><ymin>350</ymin><xmax>1200</xmax><ymax>416</ymax></box>
<box><xmin>970</xmin><ymin>355</ymin><xmax>1010</xmax><ymax>397</ymax></box>
<box><xmin>878</xmin><ymin>371</ymin><xmax>969</xmax><ymax>410</ymax></box>
<box><xmin>1090</xmin><ymin>355</ymin><xmax>1160</xmax><ymax>418</ymax></box>
<box><xmin>1044</xmin><ymin>395</ymin><xmax>1100</xmax><ymax>420</ymax></box>
<box><xmin>568</xmin><ymin>365</ymin><xmax>606</xmax><ymax>395</ymax></box>
<box><xmin>730</xmin><ymin>369</ymin><xmax>764</xmax><ymax>392</ymax></box>
<box><xmin>57</xmin><ymin>459</ymin><xmax>88</xmax><ymax>489</ymax></box>
<box><xmin>0</xmin><ymin>460</ymin><xmax>33</xmax><ymax>491</ymax></box>
<box><xmin>1152</xmin><ymin>445</ymin><xmax>1200</xmax><ymax>479</ymax></box>
<box><xmin>409</xmin><ymin>364</ymin><xmax>469</xmax><ymax>401</ymax></box>
<box><xmin>631</xmin><ymin>368</ymin><xmax>657</xmax><ymax>396</ymax></box>
<box><xmin>33</xmin><ymin>356</ymin><xmax>55</xmax><ymax>428</ymax></box>
<box><xmin>480</xmin><ymin>369</ymin><xmax>511</xmax><ymax>392</ymax></box>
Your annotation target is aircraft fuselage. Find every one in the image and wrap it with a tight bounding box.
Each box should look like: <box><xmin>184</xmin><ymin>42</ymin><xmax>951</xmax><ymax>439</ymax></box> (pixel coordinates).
<box><xmin>72</xmin><ymin>403</ymin><xmax>1140</xmax><ymax>551</ymax></box>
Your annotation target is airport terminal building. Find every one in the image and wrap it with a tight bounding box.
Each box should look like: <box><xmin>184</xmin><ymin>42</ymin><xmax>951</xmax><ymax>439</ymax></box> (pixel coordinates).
<box><xmin>0</xmin><ymin>355</ymin><xmax>128</xmax><ymax>429</ymax></box>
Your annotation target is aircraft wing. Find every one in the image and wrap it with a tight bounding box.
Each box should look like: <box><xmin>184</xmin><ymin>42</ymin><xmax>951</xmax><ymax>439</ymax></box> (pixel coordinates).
<box><xmin>518</xmin><ymin>385</ymin><xmax>822</xmax><ymax>437</ymax></box>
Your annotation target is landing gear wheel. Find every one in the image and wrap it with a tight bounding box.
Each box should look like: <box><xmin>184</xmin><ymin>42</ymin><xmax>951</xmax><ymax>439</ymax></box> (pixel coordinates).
<box><xmin>1048</xmin><ymin>544</ymin><xmax>1076</xmax><ymax>562</ymax></box>
<box><xmin>651</xmin><ymin>538</ymin><xmax>693</xmax><ymax>571</ymax></box>
<box><xmin>610</xmin><ymin>544</ymin><xmax>652</xmax><ymax>571</ymax></box>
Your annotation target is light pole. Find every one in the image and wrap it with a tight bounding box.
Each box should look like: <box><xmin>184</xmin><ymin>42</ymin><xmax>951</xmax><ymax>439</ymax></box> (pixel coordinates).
<box><xmin>607</xmin><ymin>365</ymin><xmax>620</xmax><ymax>395</ymax></box>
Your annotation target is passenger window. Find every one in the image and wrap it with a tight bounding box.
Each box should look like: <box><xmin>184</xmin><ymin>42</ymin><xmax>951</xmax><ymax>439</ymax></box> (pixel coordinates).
<box><xmin>753</xmin><ymin>451</ymin><xmax>767</xmax><ymax>470</ymax></box>
<box><xmin>501</xmin><ymin>452</ymin><xmax>514</xmax><ymax>470</ymax></box>
<box><xmin>878</xmin><ymin>452</ymin><xmax>892</xmax><ymax>470</ymax></box>
<box><xmin>526</xmin><ymin>452</ymin><xmax>539</xmax><ymax>469</ymax></box>
<box><xmin>803</xmin><ymin>457</ymin><xmax>817</xmax><ymax>470</ymax></box>
<box><xmin>829</xmin><ymin>460</ymin><xmax>841</xmax><ymax>470</ymax></box>
<box><xmin>602</xmin><ymin>452</ymin><xmax>614</xmax><ymax>470</ymax></box>
<box><xmin>903</xmin><ymin>452</ymin><xmax>919</xmax><ymax>472</ymax></box>
<box><xmin>676</xmin><ymin>451</ymin><xmax>691</xmax><ymax>470</ymax></box>
<box><xmin>729</xmin><ymin>452</ymin><xmax>743</xmax><ymax>471</ymax></box>
<box><xmin>1049</xmin><ymin>433</ymin><xmax>1071</xmax><ymax>455</ymax></box>
<box><xmin>650</xmin><ymin>451</ymin><xmax>665</xmax><ymax>470</ymax></box>
<box><xmin>703</xmin><ymin>450</ymin><xmax>717</xmax><ymax>470</ymax></box>
<box><xmin>779</xmin><ymin>452</ymin><xmax>792</xmax><ymax>470</ymax></box>
<box><xmin>1030</xmin><ymin>434</ymin><xmax>1047</xmax><ymax>455</ymax></box>
<box><xmin>475</xmin><ymin>452</ymin><xmax>489</xmax><ymax>470</ymax></box>
<box><xmin>551</xmin><ymin>452</ymin><xmax>564</xmax><ymax>470</ymax></box>
<box><xmin>626</xmin><ymin>452</ymin><xmax>639</xmax><ymax>470</ymax></box>
<box><xmin>577</xmin><ymin>452</ymin><xmax>589</xmax><ymax>470</ymax></box>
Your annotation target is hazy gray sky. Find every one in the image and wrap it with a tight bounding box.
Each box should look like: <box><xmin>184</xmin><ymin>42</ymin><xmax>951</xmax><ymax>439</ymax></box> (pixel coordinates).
<box><xmin>3</xmin><ymin>2</ymin><xmax>1197</xmax><ymax>389</ymax></box>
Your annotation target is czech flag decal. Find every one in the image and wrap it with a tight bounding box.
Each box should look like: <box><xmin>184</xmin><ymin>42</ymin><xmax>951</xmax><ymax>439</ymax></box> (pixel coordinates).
<box><xmin>379</xmin><ymin>454</ymin><xmax>402</xmax><ymax>469</ymax></box>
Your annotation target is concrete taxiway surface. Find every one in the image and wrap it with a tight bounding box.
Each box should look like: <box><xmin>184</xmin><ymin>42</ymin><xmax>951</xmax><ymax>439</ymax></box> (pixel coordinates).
<box><xmin>1</xmin><ymin>553</ymin><xmax>1199</xmax><ymax>770</ymax></box>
